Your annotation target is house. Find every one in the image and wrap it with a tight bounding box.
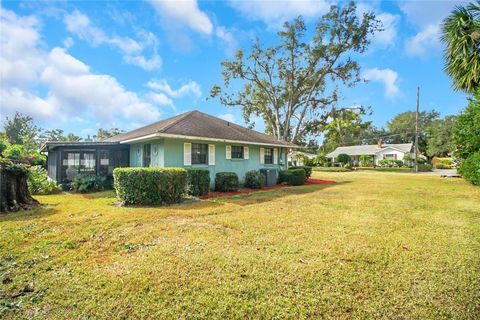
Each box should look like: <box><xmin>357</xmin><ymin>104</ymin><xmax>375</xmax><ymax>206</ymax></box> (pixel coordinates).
<box><xmin>288</xmin><ymin>151</ymin><xmax>317</xmax><ymax>166</ymax></box>
<box><xmin>41</xmin><ymin>110</ymin><xmax>298</xmax><ymax>186</ymax></box>
<box><xmin>326</xmin><ymin>141</ymin><xmax>414</xmax><ymax>166</ymax></box>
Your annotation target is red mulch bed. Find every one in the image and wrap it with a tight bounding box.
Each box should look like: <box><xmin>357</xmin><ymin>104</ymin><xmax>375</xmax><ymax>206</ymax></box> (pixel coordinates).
<box><xmin>200</xmin><ymin>178</ymin><xmax>336</xmax><ymax>200</ymax></box>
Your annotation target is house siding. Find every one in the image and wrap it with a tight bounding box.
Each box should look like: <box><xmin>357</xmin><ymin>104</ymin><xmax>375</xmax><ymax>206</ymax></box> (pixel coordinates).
<box><xmin>131</xmin><ymin>138</ymin><xmax>287</xmax><ymax>185</ymax></box>
<box><xmin>374</xmin><ymin>148</ymin><xmax>408</xmax><ymax>165</ymax></box>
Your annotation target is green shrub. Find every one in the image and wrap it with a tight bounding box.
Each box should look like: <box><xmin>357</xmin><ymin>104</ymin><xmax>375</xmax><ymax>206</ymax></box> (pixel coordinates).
<box><xmin>2</xmin><ymin>144</ymin><xmax>46</xmax><ymax>166</ymax></box>
<box><xmin>337</xmin><ymin>153</ymin><xmax>351</xmax><ymax>164</ymax></box>
<box><xmin>113</xmin><ymin>168</ymin><xmax>187</xmax><ymax>205</ymax></box>
<box><xmin>279</xmin><ymin>169</ymin><xmax>305</xmax><ymax>186</ymax></box>
<box><xmin>378</xmin><ymin>159</ymin><xmax>404</xmax><ymax>167</ymax></box>
<box><xmin>313</xmin><ymin>154</ymin><xmax>328</xmax><ymax>167</ymax></box>
<box><xmin>432</xmin><ymin>157</ymin><xmax>452</xmax><ymax>169</ymax></box>
<box><xmin>71</xmin><ymin>174</ymin><xmax>106</xmax><ymax>193</ymax></box>
<box><xmin>458</xmin><ymin>151</ymin><xmax>480</xmax><ymax>185</ymax></box>
<box><xmin>288</xmin><ymin>166</ymin><xmax>312</xmax><ymax>181</ymax></box>
<box><xmin>27</xmin><ymin>165</ymin><xmax>62</xmax><ymax>195</ymax></box>
<box><xmin>186</xmin><ymin>168</ymin><xmax>210</xmax><ymax>196</ymax></box>
<box><xmin>417</xmin><ymin>164</ymin><xmax>433</xmax><ymax>172</ymax></box>
<box><xmin>244</xmin><ymin>170</ymin><xmax>265</xmax><ymax>189</ymax></box>
<box><xmin>278</xmin><ymin>170</ymin><xmax>292</xmax><ymax>184</ymax></box>
<box><xmin>359</xmin><ymin>155</ymin><xmax>374</xmax><ymax>167</ymax></box>
<box><xmin>215</xmin><ymin>172</ymin><xmax>239</xmax><ymax>192</ymax></box>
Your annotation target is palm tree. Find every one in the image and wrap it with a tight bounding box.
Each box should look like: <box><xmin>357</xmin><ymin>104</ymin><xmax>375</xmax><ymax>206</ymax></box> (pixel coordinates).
<box><xmin>441</xmin><ymin>1</ymin><xmax>480</xmax><ymax>94</ymax></box>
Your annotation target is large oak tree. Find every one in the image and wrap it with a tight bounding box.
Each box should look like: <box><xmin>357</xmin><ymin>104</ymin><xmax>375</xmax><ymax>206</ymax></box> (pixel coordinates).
<box><xmin>210</xmin><ymin>2</ymin><xmax>380</xmax><ymax>143</ymax></box>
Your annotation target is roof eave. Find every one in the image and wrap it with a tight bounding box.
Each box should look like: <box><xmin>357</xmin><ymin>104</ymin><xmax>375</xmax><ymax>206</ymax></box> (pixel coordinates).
<box><xmin>119</xmin><ymin>132</ymin><xmax>299</xmax><ymax>148</ymax></box>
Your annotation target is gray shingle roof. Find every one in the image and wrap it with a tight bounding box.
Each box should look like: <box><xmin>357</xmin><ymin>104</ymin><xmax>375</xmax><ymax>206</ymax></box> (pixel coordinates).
<box><xmin>326</xmin><ymin>143</ymin><xmax>413</xmax><ymax>158</ymax></box>
<box><xmin>106</xmin><ymin>110</ymin><xmax>298</xmax><ymax>147</ymax></box>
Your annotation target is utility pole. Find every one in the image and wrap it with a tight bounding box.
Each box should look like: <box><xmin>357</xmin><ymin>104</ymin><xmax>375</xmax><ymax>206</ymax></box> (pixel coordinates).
<box><xmin>415</xmin><ymin>86</ymin><xmax>420</xmax><ymax>173</ymax></box>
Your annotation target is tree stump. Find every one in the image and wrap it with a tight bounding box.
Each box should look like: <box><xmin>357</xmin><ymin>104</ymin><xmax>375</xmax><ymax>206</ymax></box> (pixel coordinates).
<box><xmin>0</xmin><ymin>162</ymin><xmax>39</xmax><ymax>212</ymax></box>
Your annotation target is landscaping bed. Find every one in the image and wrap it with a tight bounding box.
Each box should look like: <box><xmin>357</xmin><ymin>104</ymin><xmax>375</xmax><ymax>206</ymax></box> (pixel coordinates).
<box><xmin>200</xmin><ymin>178</ymin><xmax>336</xmax><ymax>199</ymax></box>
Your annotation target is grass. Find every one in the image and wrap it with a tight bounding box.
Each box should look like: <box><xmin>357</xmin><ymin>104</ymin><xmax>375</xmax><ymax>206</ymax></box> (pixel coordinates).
<box><xmin>1</xmin><ymin>172</ymin><xmax>480</xmax><ymax>319</ymax></box>
<box><xmin>354</xmin><ymin>166</ymin><xmax>414</xmax><ymax>172</ymax></box>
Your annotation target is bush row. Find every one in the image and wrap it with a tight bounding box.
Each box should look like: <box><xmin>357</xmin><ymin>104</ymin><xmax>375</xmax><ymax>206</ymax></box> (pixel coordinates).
<box><xmin>378</xmin><ymin>159</ymin><xmax>404</xmax><ymax>167</ymax></box>
<box><xmin>288</xmin><ymin>166</ymin><xmax>312</xmax><ymax>181</ymax></box>
<box><xmin>279</xmin><ymin>168</ymin><xmax>306</xmax><ymax>186</ymax></box>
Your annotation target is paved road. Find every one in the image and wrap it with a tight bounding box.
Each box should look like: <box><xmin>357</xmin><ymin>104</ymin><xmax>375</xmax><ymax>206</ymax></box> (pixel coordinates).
<box><xmin>419</xmin><ymin>169</ymin><xmax>458</xmax><ymax>176</ymax></box>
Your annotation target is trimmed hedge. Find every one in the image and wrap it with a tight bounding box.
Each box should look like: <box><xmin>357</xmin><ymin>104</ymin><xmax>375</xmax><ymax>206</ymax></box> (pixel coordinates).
<box><xmin>417</xmin><ymin>164</ymin><xmax>433</xmax><ymax>172</ymax></box>
<box><xmin>279</xmin><ymin>169</ymin><xmax>305</xmax><ymax>186</ymax></box>
<box><xmin>458</xmin><ymin>151</ymin><xmax>480</xmax><ymax>185</ymax></box>
<box><xmin>337</xmin><ymin>153</ymin><xmax>351</xmax><ymax>164</ymax></box>
<box><xmin>215</xmin><ymin>172</ymin><xmax>239</xmax><ymax>192</ymax></box>
<box><xmin>289</xmin><ymin>166</ymin><xmax>312</xmax><ymax>181</ymax></box>
<box><xmin>113</xmin><ymin>168</ymin><xmax>187</xmax><ymax>205</ymax></box>
<box><xmin>244</xmin><ymin>170</ymin><xmax>265</xmax><ymax>189</ymax></box>
<box><xmin>186</xmin><ymin>168</ymin><xmax>210</xmax><ymax>196</ymax></box>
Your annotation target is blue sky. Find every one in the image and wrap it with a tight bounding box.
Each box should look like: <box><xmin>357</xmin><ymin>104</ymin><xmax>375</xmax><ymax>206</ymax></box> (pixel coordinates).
<box><xmin>0</xmin><ymin>0</ymin><xmax>468</xmax><ymax>139</ymax></box>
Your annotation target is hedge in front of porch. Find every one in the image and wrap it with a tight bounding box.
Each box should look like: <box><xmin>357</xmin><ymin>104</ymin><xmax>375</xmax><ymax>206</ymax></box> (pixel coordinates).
<box><xmin>113</xmin><ymin>168</ymin><xmax>187</xmax><ymax>205</ymax></box>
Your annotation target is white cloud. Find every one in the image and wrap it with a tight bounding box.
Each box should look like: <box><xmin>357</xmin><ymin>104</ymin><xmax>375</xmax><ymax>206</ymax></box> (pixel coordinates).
<box><xmin>363</xmin><ymin>68</ymin><xmax>399</xmax><ymax>98</ymax></box>
<box><xmin>147</xmin><ymin>79</ymin><xmax>202</xmax><ymax>99</ymax></box>
<box><xmin>63</xmin><ymin>10</ymin><xmax>161</xmax><ymax>70</ymax></box>
<box><xmin>405</xmin><ymin>24</ymin><xmax>440</xmax><ymax>57</ymax></box>
<box><xmin>228</xmin><ymin>0</ymin><xmax>331</xmax><ymax>28</ymax></box>
<box><xmin>399</xmin><ymin>1</ymin><xmax>468</xmax><ymax>58</ymax></box>
<box><xmin>216</xmin><ymin>26</ymin><xmax>238</xmax><ymax>55</ymax></box>
<box><xmin>145</xmin><ymin>92</ymin><xmax>175</xmax><ymax>109</ymax></box>
<box><xmin>0</xmin><ymin>8</ymin><xmax>162</xmax><ymax>128</ymax></box>
<box><xmin>149</xmin><ymin>0</ymin><xmax>213</xmax><ymax>35</ymax></box>
<box><xmin>218</xmin><ymin>113</ymin><xmax>237</xmax><ymax>123</ymax></box>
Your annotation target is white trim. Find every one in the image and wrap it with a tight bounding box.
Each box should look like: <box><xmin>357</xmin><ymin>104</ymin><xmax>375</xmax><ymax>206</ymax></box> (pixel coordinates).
<box><xmin>119</xmin><ymin>132</ymin><xmax>298</xmax><ymax>148</ymax></box>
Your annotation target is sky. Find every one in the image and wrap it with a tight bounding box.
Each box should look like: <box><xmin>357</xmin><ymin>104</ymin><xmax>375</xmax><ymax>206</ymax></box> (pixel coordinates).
<box><xmin>0</xmin><ymin>0</ymin><xmax>470</xmax><ymax>139</ymax></box>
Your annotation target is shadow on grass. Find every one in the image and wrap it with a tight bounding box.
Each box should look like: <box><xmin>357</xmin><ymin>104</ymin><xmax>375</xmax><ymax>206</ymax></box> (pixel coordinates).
<box><xmin>208</xmin><ymin>181</ymin><xmax>350</xmax><ymax>206</ymax></box>
<box><xmin>0</xmin><ymin>206</ymin><xmax>58</xmax><ymax>222</ymax></box>
<box><xmin>79</xmin><ymin>190</ymin><xmax>117</xmax><ymax>199</ymax></box>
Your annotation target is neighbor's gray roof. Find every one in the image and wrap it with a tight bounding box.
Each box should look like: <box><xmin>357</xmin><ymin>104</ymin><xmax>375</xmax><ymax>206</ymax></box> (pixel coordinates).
<box><xmin>326</xmin><ymin>143</ymin><xmax>413</xmax><ymax>158</ymax></box>
<box><xmin>106</xmin><ymin>110</ymin><xmax>298</xmax><ymax>147</ymax></box>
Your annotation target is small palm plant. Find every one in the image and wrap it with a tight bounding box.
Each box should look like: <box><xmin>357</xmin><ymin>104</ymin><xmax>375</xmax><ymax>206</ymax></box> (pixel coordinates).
<box><xmin>441</xmin><ymin>1</ymin><xmax>480</xmax><ymax>94</ymax></box>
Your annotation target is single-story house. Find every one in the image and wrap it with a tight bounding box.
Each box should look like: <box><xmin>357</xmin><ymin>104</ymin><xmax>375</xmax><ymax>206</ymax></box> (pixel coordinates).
<box><xmin>326</xmin><ymin>141</ymin><xmax>415</xmax><ymax>166</ymax></box>
<box><xmin>41</xmin><ymin>110</ymin><xmax>298</xmax><ymax>186</ymax></box>
<box><xmin>288</xmin><ymin>151</ymin><xmax>317</xmax><ymax>166</ymax></box>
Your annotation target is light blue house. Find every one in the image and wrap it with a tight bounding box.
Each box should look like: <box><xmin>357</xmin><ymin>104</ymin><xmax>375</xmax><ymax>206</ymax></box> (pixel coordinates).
<box><xmin>43</xmin><ymin>111</ymin><xmax>298</xmax><ymax>185</ymax></box>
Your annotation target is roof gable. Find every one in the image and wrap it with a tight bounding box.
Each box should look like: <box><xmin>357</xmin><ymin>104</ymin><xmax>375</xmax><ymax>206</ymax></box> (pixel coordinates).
<box><xmin>106</xmin><ymin>110</ymin><xmax>297</xmax><ymax>147</ymax></box>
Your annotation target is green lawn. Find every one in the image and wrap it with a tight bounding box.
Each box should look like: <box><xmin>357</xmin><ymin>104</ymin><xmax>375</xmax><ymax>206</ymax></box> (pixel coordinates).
<box><xmin>1</xmin><ymin>172</ymin><xmax>479</xmax><ymax>319</ymax></box>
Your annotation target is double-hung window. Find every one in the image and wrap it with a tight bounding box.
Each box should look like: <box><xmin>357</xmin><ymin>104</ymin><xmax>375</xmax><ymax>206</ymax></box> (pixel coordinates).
<box><xmin>231</xmin><ymin>146</ymin><xmax>244</xmax><ymax>159</ymax></box>
<box><xmin>143</xmin><ymin>144</ymin><xmax>151</xmax><ymax>167</ymax></box>
<box><xmin>264</xmin><ymin>148</ymin><xmax>274</xmax><ymax>164</ymax></box>
<box><xmin>385</xmin><ymin>154</ymin><xmax>395</xmax><ymax>160</ymax></box>
<box><xmin>192</xmin><ymin>143</ymin><xmax>208</xmax><ymax>164</ymax></box>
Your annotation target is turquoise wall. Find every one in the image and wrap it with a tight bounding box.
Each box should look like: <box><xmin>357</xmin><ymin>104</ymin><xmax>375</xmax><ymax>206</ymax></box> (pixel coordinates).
<box><xmin>128</xmin><ymin>138</ymin><xmax>288</xmax><ymax>185</ymax></box>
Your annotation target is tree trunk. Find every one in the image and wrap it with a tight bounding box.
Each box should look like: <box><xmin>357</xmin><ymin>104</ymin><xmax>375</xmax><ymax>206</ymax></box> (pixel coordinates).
<box><xmin>0</xmin><ymin>164</ymin><xmax>39</xmax><ymax>213</ymax></box>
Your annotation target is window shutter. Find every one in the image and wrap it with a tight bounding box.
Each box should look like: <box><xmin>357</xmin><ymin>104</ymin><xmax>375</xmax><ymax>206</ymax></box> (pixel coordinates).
<box><xmin>260</xmin><ymin>148</ymin><xmax>265</xmax><ymax>164</ymax></box>
<box><xmin>184</xmin><ymin>143</ymin><xmax>191</xmax><ymax>166</ymax></box>
<box><xmin>394</xmin><ymin>154</ymin><xmax>397</xmax><ymax>160</ymax></box>
<box><xmin>226</xmin><ymin>145</ymin><xmax>231</xmax><ymax>159</ymax></box>
<box><xmin>209</xmin><ymin>144</ymin><xmax>215</xmax><ymax>165</ymax></box>
<box><xmin>244</xmin><ymin>146</ymin><xmax>249</xmax><ymax>159</ymax></box>
<box><xmin>273</xmin><ymin>148</ymin><xmax>278</xmax><ymax>164</ymax></box>
<box><xmin>383</xmin><ymin>154</ymin><xmax>386</xmax><ymax>160</ymax></box>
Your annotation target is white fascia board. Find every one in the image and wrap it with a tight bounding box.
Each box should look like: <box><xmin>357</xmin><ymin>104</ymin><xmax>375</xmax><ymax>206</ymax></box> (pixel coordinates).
<box><xmin>120</xmin><ymin>132</ymin><xmax>299</xmax><ymax>148</ymax></box>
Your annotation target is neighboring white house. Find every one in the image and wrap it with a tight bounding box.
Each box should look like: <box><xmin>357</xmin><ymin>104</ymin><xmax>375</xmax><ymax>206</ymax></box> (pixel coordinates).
<box><xmin>326</xmin><ymin>141</ymin><xmax>415</xmax><ymax>166</ymax></box>
<box><xmin>288</xmin><ymin>151</ymin><xmax>317</xmax><ymax>166</ymax></box>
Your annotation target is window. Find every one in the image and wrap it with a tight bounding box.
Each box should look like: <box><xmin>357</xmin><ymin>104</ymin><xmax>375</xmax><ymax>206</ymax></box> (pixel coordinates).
<box><xmin>264</xmin><ymin>148</ymin><xmax>273</xmax><ymax>164</ymax></box>
<box><xmin>99</xmin><ymin>150</ymin><xmax>110</xmax><ymax>176</ymax></box>
<box><xmin>385</xmin><ymin>154</ymin><xmax>395</xmax><ymax>160</ymax></box>
<box><xmin>61</xmin><ymin>150</ymin><xmax>95</xmax><ymax>181</ymax></box>
<box><xmin>143</xmin><ymin>144</ymin><xmax>151</xmax><ymax>167</ymax></box>
<box><xmin>231</xmin><ymin>146</ymin><xmax>244</xmax><ymax>159</ymax></box>
<box><xmin>192</xmin><ymin>143</ymin><xmax>208</xmax><ymax>164</ymax></box>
